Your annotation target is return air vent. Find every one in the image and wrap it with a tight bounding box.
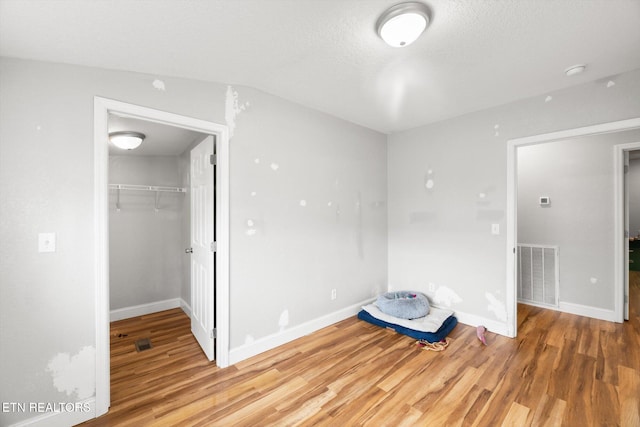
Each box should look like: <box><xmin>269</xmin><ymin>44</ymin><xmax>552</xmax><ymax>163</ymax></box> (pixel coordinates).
<box><xmin>517</xmin><ymin>244</ymin><xmax>559</xmax><ymax>307</ymax></box>
<box><xmin>135</xmin><ymin>338</ymin><xmax>153</xmax><ymax>352</ymax></box>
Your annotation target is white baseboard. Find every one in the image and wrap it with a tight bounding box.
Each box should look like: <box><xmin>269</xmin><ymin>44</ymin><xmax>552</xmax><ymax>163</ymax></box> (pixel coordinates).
<box><xmin>109</xmin><ymin>298</ymin><xmax>183</xmax><ymax>321</ymax></box>
<box><xmin>557</xmin><ymin>301</ymin><xmax>617</xmax><ymax>322</ymax></box>
<box><xmin>228</xmin><ymin>299</ymin><xmax>373</xmax><ymax>366</ymax></box>
<box><xmin>8</xmin><ymin>398</ymin><xmax>95</xmax><ymax>427</ymax></box>
<box><xmin>517</xmin><ymin>300</ymin><xmax>617</xmax><ymax>322</ymax></box>
<box><xmin>180</xmin><ymin>298</ymin><xmax>192</xmax><ymax>318</ymax></box>
<box><xmin>445</xmin><ymin>308</ymin><xmax>510</xmax><ymax>337</ymax></box>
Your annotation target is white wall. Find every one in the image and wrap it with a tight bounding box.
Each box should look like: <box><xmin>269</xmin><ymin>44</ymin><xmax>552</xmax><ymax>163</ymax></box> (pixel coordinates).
<box><xmin>108</xmin><ymin>155</ymin><xmax>185</xmax><ymax>310</ymax></box>
<box><xmin>517</xmin><ymin>130</ymin><xmax>640</xmax><ymax>309</ymax></box>
<box><xmin>0</xmin><ymin>57</ymin><xmax>387</xmax><ymax>426</ymax></box>
<box><xmin>388</xmin><ymin>68</ymin><xmax>640</xmax><ymax>332</ymax></box>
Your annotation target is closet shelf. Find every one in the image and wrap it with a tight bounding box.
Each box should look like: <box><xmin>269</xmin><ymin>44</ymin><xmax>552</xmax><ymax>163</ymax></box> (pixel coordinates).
<box><xmin>109</xmin><ymin>184</ymin><xmax>186</xmax><ymax>193</ymax></box>
<box><xmin>109</xmin><ymin>184</ymin><xmax>186</xmax><ymax>212</ymax></box>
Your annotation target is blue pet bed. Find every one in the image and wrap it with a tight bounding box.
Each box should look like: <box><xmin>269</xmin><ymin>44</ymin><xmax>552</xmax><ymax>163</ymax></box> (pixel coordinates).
<box><xmin>357</xmin><ymin>309</ymin><xmax>458</xmax><ymax>343</ymax></box>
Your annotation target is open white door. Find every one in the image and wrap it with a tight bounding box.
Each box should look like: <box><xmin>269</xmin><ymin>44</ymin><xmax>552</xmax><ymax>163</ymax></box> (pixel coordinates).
<box><xmin>624</xmin><ymin>151</ymin><xmax>630</xmax><ymax>320</ymax></box>
<box><xmin>189</xmin><ymin>135</ymin><xmax>215</xmax><ymax>361</ymax></box>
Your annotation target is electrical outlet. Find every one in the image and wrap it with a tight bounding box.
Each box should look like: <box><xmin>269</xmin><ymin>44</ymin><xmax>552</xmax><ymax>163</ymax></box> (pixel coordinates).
<box><xmin>428</xmin><ymin>282</ymin><xmax>435</xmax><ymax>292</ymax></box>
<box><xmin>331</xmin><ymin>289</ymin><xmax>337</xmax><ymax>300</ymax></box>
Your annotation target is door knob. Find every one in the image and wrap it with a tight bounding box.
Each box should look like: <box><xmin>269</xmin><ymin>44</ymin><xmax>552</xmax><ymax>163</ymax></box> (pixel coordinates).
<box><xmin>185</xmin><ymin>247</ymin><xmax>193</xmax><ymax>254</ymax></box>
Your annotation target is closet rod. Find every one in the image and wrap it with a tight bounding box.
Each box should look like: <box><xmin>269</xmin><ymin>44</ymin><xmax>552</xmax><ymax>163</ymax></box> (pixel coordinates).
<box><xmin>108</xmin><ymin>184</ymin><xmax>186</xmax><ymax>193</ymax></box>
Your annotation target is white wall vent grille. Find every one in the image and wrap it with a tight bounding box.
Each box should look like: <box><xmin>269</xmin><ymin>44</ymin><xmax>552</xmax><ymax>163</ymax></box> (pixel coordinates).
<box><xmin>517</xmin><ymin>244</ymin><xmax>559</xmax><ymax>308</ymax></box>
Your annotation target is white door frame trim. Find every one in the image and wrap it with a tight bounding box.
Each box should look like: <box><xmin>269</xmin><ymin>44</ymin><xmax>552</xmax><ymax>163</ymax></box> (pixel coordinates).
<box><xmin>506</xmin><ymin>117</ymin><xmax>640</xmax><ymax>338</ymax></box>
<box><xmin>93</xmin><ymin>97</ymin><xmax>230</xmax><ymax>417</ymax></box>
<box><xmin>614</xmin><ymin>140</ymin><xmax>640</xmax><ymax>321</ymax></box>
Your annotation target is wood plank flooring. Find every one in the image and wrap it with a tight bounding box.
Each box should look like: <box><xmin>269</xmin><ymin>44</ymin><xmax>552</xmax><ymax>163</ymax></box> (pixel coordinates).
<box><xmin>80</xmin><ymin>275</ymin><xmax>640</xmax><ymax>426</ymax></box>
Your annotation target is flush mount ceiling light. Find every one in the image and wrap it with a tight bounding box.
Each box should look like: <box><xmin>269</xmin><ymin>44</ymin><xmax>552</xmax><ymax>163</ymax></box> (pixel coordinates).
<box><xmin>564</xmin><ymin>64</ymin><xmax>586</xmax><ymax>77</ymax></box>
<box><xmin>376</xmin><ymin>2</ymin><xmax>431</xmax><ymax>47</ymax></box>
<box><xmin>109</xmin><ymin>131</ymin><xmax>145</xmax><ymax>150</ymax></box>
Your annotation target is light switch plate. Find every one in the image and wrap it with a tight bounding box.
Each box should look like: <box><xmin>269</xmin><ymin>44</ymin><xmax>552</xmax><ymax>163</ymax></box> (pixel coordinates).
<box><xmin>38</xmin><ymin>233</ymin><xmax>56</xmax><ymax>253</ymax></box>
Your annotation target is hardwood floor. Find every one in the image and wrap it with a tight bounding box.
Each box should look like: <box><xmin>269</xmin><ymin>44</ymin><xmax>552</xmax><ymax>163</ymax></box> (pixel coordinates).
<box><xmin>81</xmin><ymin>277</ymin><xmax>640</xmax><ymax>426</ymax></box>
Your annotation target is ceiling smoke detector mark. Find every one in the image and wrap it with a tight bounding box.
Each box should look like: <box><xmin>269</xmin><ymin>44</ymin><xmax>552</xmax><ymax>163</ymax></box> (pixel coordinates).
<box><xmin>545</xmin><ymin>95</ymin><xmax>553</xmax><ymax>103</ymax></box>
<box><xmin>152</xmin><ymin>79</ymin><xmax>166</xmax><ymax>91</ymax></box>
<box><xmin>135</xmin><ymin>338</ymin><xmax>152</xmax><ymax>352</ymax></box>
<box><xmin>607</xmin><ymin>80</ymin><xmax>616</xmax><ymax>88</ymax></box>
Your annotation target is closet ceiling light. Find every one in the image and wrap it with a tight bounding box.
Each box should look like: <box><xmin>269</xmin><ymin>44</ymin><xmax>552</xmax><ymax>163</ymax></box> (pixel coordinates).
<box><xmin>376</xmin><ymin>2</ymin><xmax>431</xmax><ymax>48</ymax></box>
<box><xmin>109</xmin><ymin>131</ymin><xmax>145</xmax><ymax>150</ymax></box>
<box><xmin>564</xmin><ymin>64</ymin><xmax>586</xmax><ymax>77</ymax></box>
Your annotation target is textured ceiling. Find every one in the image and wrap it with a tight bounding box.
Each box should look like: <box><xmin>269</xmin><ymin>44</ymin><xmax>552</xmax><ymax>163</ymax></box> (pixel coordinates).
<box><xmin>1</xmin><ymin>0</ymin><xmax>639</xmax><ymax>133</ymax></box>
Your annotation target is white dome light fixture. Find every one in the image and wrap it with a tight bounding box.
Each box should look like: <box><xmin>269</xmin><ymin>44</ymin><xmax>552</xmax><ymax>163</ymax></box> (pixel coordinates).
<box><xmin>564</xmin><ymin>64</ymin><xmax>586</xmax><ymax>77</ymax></box>
<box><xmin>109</xmin><ymin>131</ymin><xmax>145</xmax><ymax>150</ymax></box>
<box><xmin>376</xmin><ymin>2</ymin><xmax>431</xmax><ymax>48</ymax></box>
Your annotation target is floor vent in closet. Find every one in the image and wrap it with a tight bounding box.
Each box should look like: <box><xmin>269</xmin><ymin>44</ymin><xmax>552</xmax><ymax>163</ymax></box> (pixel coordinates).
<box><xmin>135</xmin><ymin>338</ymin><xmax>153</xmax><ymax>352</ymax></box>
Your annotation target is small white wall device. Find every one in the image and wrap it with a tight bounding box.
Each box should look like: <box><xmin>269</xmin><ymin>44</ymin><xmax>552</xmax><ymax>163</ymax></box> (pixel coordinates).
<box><xmin>539</xmin><ymin>196</ymin><xmax>550</xmax><ymax>206</ymax></box>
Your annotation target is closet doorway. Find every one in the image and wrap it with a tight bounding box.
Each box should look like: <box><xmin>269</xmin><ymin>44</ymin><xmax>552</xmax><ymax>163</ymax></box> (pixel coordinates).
<box><xmin>94</xmin><ymin>97</ymin><xmax>229</xmax><ymax>417</ymax></box>
<box><xmin>506</xmin><ymin>118</ymin><xmax>640</xmax><ymax>338</ymax></box>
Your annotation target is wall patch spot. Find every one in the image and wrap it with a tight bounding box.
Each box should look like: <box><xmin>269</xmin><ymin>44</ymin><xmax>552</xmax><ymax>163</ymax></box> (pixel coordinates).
<box><xmin>254</xmin><ymin>158</ymin><xmax>260</xmax><ymax>164</ymax></box>
<box><xmin>225</xmin><ymin>85</ymin><xmax>249</xmax><ymax>139</ymax></box>
<box><xmin>250</xmin><ymin>191</ymin><xmax>257</xmax><ymax>197</ymax></box>
<box><xmin>245</xmin><ymin>219</ymin><xmax>258</xmax><ymax>236</ymax></box>
<box><xmin>270</xmin><ymin>163</ymin><xmax>280</xmax><ymax>171</ymax></box>
<box><xmin>152</xmin><ymin>79</ymin><xmax>166</xmax><ymax>91</ymax></box>
<box><xmin>409</xmin><ymin>210</ymin><xmax>437</xmax><ymax>223</ymax></box>
<box><xmin>425</xmin><ymin>179</ymin><xmax>435</xmax><ymax>189</ymax></box>
<box><xmin>606</xmin><ymin>80</ymin><xmax>616</xmax><ymax>88</ymax></box>
<box><xmin>244</xmin><ymin>335</ymin><xmax>255</xmax><ymax>345</ymax></box>
<box><xmin>279</xmin><ymin>309</ymin><xmax>290</xmax><ymax>332</ymax></box>
<box><xmin>36</xmin><ymin>125</ymin><xmax>42</xmax><ymax>131</ymax></box>
<box><xmin>485</xmin><ymin>292</ymin><xmax>507</xmax><ymax>321</ymax></box>
<box><xmin>433</xmin><ymin>286</ymin><xmax>462</xmax><ymax>307</ymax></box>
<box><xmin>327</xmin><ymin>201</ymin><xmax>333</xmax><ymax>207</ymax></box>
<box><xmin>590</xmin><ymin>277</ymin><xmax>598</xmax><ymax>284</ymax></box>
<box><xmin>47</xmin><ymin>346</ymin><xmax>96</xmax><ymax>400</ymax></box>
<box><xmin>299</xmin><ymin>199</ymin><xmax>307</xmax><ymax>207</ymax></box>
<box><xmin>545</xmin><ymin>95</ymin><xmax>553</xmax><ymax>103</ymax></box>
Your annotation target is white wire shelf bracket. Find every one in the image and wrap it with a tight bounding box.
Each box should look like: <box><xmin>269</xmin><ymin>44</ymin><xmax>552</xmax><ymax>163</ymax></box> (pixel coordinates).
<box><xmin>108</xmin><ymin>184</ymin><xmax>186</xmax><ymax>193</ymax></box>
<box><xmin>108</xmin><ymin>184</ymin><xmax>186</xmax><ymax>212</ymax></box>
